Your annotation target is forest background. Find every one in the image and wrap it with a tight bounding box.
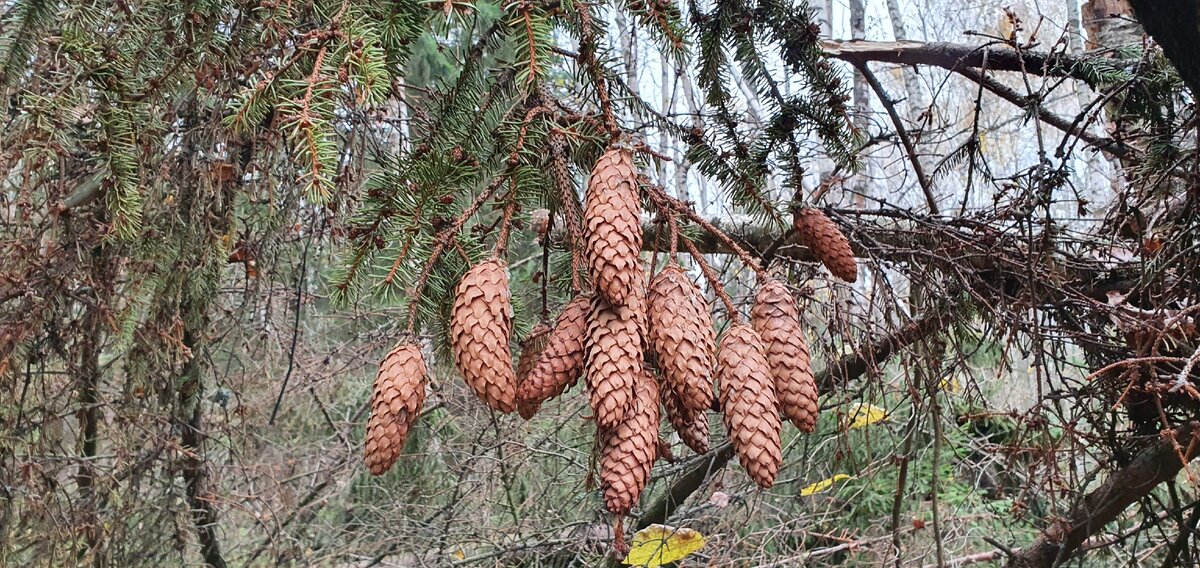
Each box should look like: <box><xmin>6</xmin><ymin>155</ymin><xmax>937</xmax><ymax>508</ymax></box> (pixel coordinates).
<box><xmin>2</xmin><ymin>0</ymin><xmax>1200</xmax><ymax>566</ymax></box>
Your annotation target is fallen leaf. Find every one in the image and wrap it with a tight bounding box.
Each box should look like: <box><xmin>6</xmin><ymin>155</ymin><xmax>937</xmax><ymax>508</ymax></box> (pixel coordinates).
<box><xmin>844</xmin><ymin>403</ymin><xmax>888</xmax><ymax>430</ymax></box>
<box><xmin>799</xmin><ymin>474</ymin><xmax>853</xmax><ymax>497</ymax></box>
<box><xmin>622</xmin><ymin>524</ymin><xmax>706</xmax><ymax>567</ymax></box>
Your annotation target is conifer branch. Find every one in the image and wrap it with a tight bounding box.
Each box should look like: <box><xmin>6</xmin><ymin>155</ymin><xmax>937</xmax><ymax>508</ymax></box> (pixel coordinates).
<box><xmin>405</xmin><ymin>172</ymin><xmax>510</xmax><ymax>333</ymax></box>
<box><xmin>681</xmin><ymin>237</ymin><xmax>739</xmax><ymax>325</ymax></box>
<box><xmin>644</xmin><ymin>180</ymin><xmax>767</xmax><ymax>280</ymax></box>
<box><xmin>548</xmin><ymin>129</ymin><xmax>585</xmax><ymax>292</ymax></box>
<box><xmin>575</xmin><ymin>1</ymin><xmax>619</xmax><ymax>139</ymax></box>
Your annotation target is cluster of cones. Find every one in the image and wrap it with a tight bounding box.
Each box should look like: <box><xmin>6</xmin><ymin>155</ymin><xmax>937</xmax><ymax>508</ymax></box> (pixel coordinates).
<box><xmin>363</xmin><ymin>144</ymin><xmax>858</xmax><ymax>537</ymax></box>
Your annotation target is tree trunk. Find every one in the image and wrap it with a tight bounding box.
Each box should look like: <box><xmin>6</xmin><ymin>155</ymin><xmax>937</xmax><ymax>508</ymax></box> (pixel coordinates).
<box><xmin>883</xmin><ymin>0</ymin><xmax>926</xmax><ymax>113</ymax></box>
<box><xmin>1128</xmin><ymin>0</ymin><xmax>1200</xmax><ymax>95</ymax></box>
<box><xmin>178</xmin><ymin>311</ymin><xmax>227</xmax><ymax>568</ymax></box>
<box><xmin>848</xmin><ymin>0</ymin><xmax>869</xmax><ymax>208</ymax></box>
<box><xmin>1066</xmin><ymin>0</ymin><xmax>1084</xmax><ymax>53</ymax></box>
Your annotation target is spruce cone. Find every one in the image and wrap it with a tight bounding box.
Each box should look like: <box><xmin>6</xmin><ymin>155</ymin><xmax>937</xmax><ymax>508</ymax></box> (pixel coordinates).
<box><xmin>364</xmin><ymin>342</ymin><xmax>428</xmax><ymax>476</ymax></box>
<box><xmin>751</xmin><ymin>280</ymin><xmax>819</xmax><ymax>432</ymax></box>
<box><xmin>585</xmin><ymin>295</ymin><xmax>644</xmax><ymax>429</ymax></box>
<box><xmin>600</xmin><ymin>370</ymin><xmax>660</xmax><ymax>516</ymax></box>
<box><xmin>584</xmin><ymin>147</ymin><xmax>644</xmax><ymax>306</ymax></box>
<box><xmin>717</xmin><ymin>324</ymin><xmax>782</xmax><ymax>488</ymax></box>
<box><xmin>516</xmin><ymin>322</ymin><xmax>554</xmax><ymax>419</ymax></box>
<box><xmin>663</xmin><ymin>388</ymin><xmax>710</xmax><ymax>454</ymax></box>
<box><xmin>450</xmin><ymin>258</ymin><xmax>518</xmax><ymax>413</ymax></box>
<box><xmin>647</xmin><ymin>265</ymin><xmax>715</xmax><ymax>412</ymax></box>
<box><xmin>793</xmin><ymin>207</ymin><xmax>857</xmax><ymax>283</ymax></box>
<box><xmin>517</xmin><ymin>295</ymin><xmax>591</xmax><ymax>412</ymax></box>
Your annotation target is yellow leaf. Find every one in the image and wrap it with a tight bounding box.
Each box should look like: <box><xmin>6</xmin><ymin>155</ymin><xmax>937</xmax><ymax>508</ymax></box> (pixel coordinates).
<box><xmin>622</xmin><ymin>524</ymin><xmax>706</xmax><ymax>567</ymax></box>
<box><xmin>939</xmin><ymin>376</ymin><xmax>960</xmax><ymax>393</ymax></box>
<box><xmin>844</xmin><ymin>403</ymin><xmax>888</xmax><ymax>430</ymax></box>
<box><xmin>799</xmin><ymin>474</ymin><xmax>853</xmax><ymax>496</ymax></box>
<box><xmin>451</xmin><ymin>548</ymin><xmax>465</xmax><ymax>560</ymax></box>
<box><xmin>977</xmin><ymin>131</ymin><xmax>988</xmax><ymax>154</ymax></box>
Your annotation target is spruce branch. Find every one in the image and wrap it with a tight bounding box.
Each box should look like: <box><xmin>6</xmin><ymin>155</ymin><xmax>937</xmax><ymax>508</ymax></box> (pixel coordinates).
<box><xmin>404</xmin><ymin>171</ymin><xmax>510</xmax><ymax>333</ymax></box>
<box><xmin>644</xmin><ymin>178</ymin><xmax>766</xmax><ymax>280</ymax></box>
<box><xmin>681</xmin><ymin>237</ymin><xmax>739</xmax><ymax>325</ymax></box>
<box><xmin>548</xmin><ymin>129</ymin><xmax>585</xmax><ymax>292</ymax></box>
<box><xmin>575</xmin><ymin>1</ymin><xmax>619</xmax><ymax>139</ymax></box>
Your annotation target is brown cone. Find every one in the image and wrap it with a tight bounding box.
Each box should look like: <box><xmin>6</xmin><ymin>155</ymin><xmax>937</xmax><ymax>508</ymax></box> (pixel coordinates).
<box><xmin>751</xmin><ymin>280</ymin><xmax>819</xmax><ymax>432</ymax></box>
<box><xmin>516</xmin><ymin>322</ymin><xmax>554</xmax><ymax>419</ymax></box>
<box><xmin>450</xmin><ymin>258</ymin><xmax>518</xmax><ymax>413</ymax></box>
<box><xmin>585</xmin><ymin>294</ymin><xmax>644</xmax><ymax>430</ymax></box>
<box><xmin>718</xmin><ymin>324</ymin><xmax>782</xmax><ymax>489</ymax></box>
<box><xmin>647</xmin><ymin>265</ymin><xmax>715</xmax><ymax>412</ymax></box>
<box><xmin>517</xmin><ymin>295</ymin><xmax>591</xmax><ymax>412</ymax></box>
<box><xmin>364</xmin><ymin>342</ymin><xmax>428</xmax><ymax>476</ymax></box>
<box><xmin>600</xmin><ymin>370</ymin><xmax>660</xmax><ymax>516</ymax></box>
<box><xmin>793</xmin><ymin>207</ymin><xmax>857</xmax><ymax>283</ymax></box>
<box><xmin>663</xmin><ymin>388</ymin><xmax>710</xmax><ymax>454</ymax></box>
<box><xmin>584</xmin><ymin>147</ymin><xmax>644</xmax><ymax>306</ymax></box>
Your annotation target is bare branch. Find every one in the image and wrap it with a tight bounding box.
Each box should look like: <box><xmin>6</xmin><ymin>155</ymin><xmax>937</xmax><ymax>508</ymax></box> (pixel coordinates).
<box><xmin>821</xmin><ymin>40</ymin><xmax>1085</xmax><ymax>79</ymax></box>
<box><xmin>1008</xmin><ymin>421</ymin><xmax>1200</xmax><ymax>567</ymax></box>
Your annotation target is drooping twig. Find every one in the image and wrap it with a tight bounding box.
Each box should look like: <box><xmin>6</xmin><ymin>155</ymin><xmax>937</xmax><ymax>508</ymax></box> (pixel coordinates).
<box><xmin>576</xmin><ymin>1</ymin><xmax>619</xmax><ymax>139</ymax></box>
<box><xmin>644</xmin><ymin>180</ymin><xmax>767</xmax><ymax>280</ymax></box>
<box><xmin>681</xmin><ymin>237</ymin><xmax>740</xmax><ymax>325</ymax></box>
<box><xmin>493</xmin><ymin>187</ymin><xmax>519</xmax><ymax>257</ymax></box>
<box><xmin>548</xmin><ymin>129</ymin><xmax>585</xmax><ymax>292</ymax></box>
<box><xmin>405</xmin><ymin>173</ymin><xmax>509</xmax><ymax>333</ymax></box>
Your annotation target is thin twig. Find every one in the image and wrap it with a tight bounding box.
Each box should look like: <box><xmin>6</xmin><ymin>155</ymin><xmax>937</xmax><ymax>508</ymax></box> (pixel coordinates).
<box><xmin>854</xmin><ymin>62</ymin><xmax>939</xmax><ymax>214</ymax></box>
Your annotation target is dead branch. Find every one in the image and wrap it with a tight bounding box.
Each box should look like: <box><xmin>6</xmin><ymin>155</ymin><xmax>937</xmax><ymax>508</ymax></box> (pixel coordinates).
<box><xmin>821</xmin><ymin>40</ymin><xmax>1085</xmax><ymax>79</ymax></box>
<box><xmin>1008</xmin><ymin>421</ymin><xmax>1200</xmax><ymax>567</ymax></box>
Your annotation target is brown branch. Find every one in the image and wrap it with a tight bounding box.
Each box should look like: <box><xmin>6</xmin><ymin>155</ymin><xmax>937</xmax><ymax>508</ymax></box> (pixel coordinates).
<box><xmin>681</xmin><ymin>237</ymin><xmax>740</xmax><ymax>324</ymax></box>
<box><xmin>643</xmin><ymin>180</ymin><xmax>767</xmax><ymax>278</ymax></box>
<box><xmin>821</xmin><ymin>40</ymin><xmax>1086</xmax><ymax>79</ymax></box>
<box><xmin>405</xmin><ymin>172</ymin><xmax>509</xmax><ymax>333</ymax></box>
<box><xmin>576</xmin><ymin>1</ymin><xmax>619</xmax><ymax>139</ymax></box>
<box><xmin>953</xmin><ymin>67</ymin><xmax>1131</xmax><ymax>159</ymax></box>
<box><xmin>821</xmin><ymin>39</ymin><xmax>1133</xmax><ymax>161</ymax></box>
<box><xmin>1008</xmin><ymin>421</ymin><xmax>1200</xmax><ymax>567</ymax></box>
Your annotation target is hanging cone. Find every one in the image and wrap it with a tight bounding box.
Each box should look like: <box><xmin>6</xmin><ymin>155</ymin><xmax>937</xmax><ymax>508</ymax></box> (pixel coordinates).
<box><xmin>584</xmin><ymin>146</ymin><xmax>644</xmax><ymax>306</ymax></box>
<box><xmin>364</xmin><ymin>342</ymin><xmax>428</xmax><ymax>476</ymax></box>
<box><xmin>516</xmin><ymin>322</ymin><xmax>554</xmax><ymax>419</ymax></box>
<box><xmin>663</xmin><ymin>387</ymin><xmax>710</xmax><ymax>454</ymax></box>
<box><xmin>646</xmin><ymin>265</ymin><xmax>716</xmax><ymax>412</ymax></box>
<box><xmin>751</xmin><ymin>280</ymin><xmax>819</xmax><ymax>432</ymax></box>
<box><xmin>449</xmin><ymin>258</ymin><xmax>518</xmax><ymax>413</ymax></box>
<box><xmin>600</xmin><ymin>370</ymin><xmax>660</xmax><ymax>516</ymax></box>
<box><xmin>793</xmin><ymin>207</ymin><xmax>857</xmax><ymax>283</ymax></box>
<box><xmin>585</xmin><ymin>294</ymin><xmax>645</xmax><ymax>430</ymax></box>
<box><xmin>717</xmin><ymin>324</ymin><xmax>782</xmax><ymax>488</ymax></box>
<box><xmin>517</xmin><ymin>295</ymin><xmax>591</xmax><ymax>413</ymax></box>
